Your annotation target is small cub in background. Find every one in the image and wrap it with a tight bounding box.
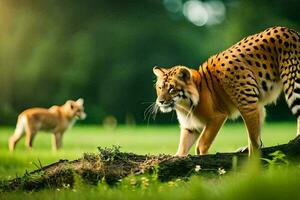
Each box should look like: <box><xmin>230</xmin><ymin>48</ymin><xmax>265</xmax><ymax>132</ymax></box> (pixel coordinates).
<box><xmin>9</xmin><ymin>98</ymin><xmax>86</xmax><ymax>151</ymax></box>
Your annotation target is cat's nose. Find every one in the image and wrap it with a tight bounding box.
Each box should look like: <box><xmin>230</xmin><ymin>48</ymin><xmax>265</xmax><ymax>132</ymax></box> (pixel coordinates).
<box><xmin>159</xmin><ymin>100</ymin><xmax>165</xmax><ymax>104</ymax></box>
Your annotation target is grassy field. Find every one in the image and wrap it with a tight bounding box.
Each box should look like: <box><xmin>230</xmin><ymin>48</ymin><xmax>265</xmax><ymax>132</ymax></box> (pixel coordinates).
<box><xmin>0</xmin><ymin>122</ymin><xmax>299</xmax><ymax>199</ymax></box>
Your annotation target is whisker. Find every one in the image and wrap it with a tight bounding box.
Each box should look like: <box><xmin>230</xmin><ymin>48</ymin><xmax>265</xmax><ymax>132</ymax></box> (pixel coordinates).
<box><xmin>144</xmin><ymin>102</ymin><xmax>156</xmax><ymax>117</ymax></box>
<box><xmin>143</xmin><ymin>102</ymin><xmax>160</xmax><ymax>126</ymax></box>
<box><xmin>185</xmin><ymin>105</ymin><xmax>194</xmax><ymax>123</ymax></box>
<box><xmin>144</xmin><ymin>104</ymin><xmax>154</xmax><ymax>122</ymax></box>
<box><xmin>146</xmin><ymin>105</ymin><xmax>155</xmax><ymax>126</ymax></box>
<box><xmin>143</xmin><ymin>105</ymin><xmax>152</xmax><ymax>120</ymax></box>
<box><xmin>175</xmin><ymin>104</ymin><xmax>187</xmax><ymax>112</ymax></box>
<box><xmin>152</xmin><ymin>104</ymin><xmax>159</xmax><ymax>120</ymax></box>
<box><xmin>175</xmin><ymin>102</ymin><xmax>195</xmax><ymax>123</ymax></box>
<box><xmin>142</xmin><ymin>101</ymin><xmax>157</xmax><ymax>125</ymax></box>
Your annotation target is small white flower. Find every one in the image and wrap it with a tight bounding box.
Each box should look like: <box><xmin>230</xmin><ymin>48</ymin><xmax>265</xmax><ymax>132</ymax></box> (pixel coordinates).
<box><xmin>195</xmin><ymin>165</ymin><xmax>201</xmax><ymax>172</ymax></box>
<box><xmin>218</xmin><ymin>168</ymin><xmax>226</xmax><ymax>175</ymax></box>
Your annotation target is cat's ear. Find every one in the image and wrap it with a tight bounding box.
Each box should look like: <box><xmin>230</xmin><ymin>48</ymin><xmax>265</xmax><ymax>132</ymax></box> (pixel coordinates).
<box><xmin>76</xmin><ymin>98</ymin><xmax>84</xmax><ymax>105</ymax></box>
<box><xmin>153</xmin><ymin>66</ymin><xmax>166</xmax><ymax>77</ymax></box>
<box><xmin>178</xmin><ymin>67</ymin><xmax>191</xmax><ymax>82</ymax></box>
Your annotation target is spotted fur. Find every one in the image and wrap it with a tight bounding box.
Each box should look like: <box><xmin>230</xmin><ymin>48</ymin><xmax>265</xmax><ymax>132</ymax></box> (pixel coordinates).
<box><xmin>153</xmin><ymin>26</ymin><xmax>300</xmax><ymax>156</ymax></box>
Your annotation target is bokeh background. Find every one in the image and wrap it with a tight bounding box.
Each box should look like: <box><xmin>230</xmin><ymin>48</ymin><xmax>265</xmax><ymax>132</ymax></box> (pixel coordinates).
<box><xmin>1</xmin><ymin>0</ymin><xmax>300</xmax><ymax>125</ymax></box>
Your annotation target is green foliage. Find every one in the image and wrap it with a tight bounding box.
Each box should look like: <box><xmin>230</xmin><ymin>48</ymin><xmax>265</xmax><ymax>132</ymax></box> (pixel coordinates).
<box><xmin>97</xmin><ymin>145</ymin><xmax>122</xmax><ymax>162</ymax></box>
<box><xmin>262</xmin><ymin>151</ymin><xmax>289</xmax><ymax>167</ymax></box>
<box><xmin>0</xmin><ymin>0</ymin><xmax>300</xmax><ymax>124</ymax></box>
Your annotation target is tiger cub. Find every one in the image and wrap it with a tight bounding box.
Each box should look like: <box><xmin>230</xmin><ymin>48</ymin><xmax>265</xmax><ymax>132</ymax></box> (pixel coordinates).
<box><xmin>153</xmin><ymin>26</ymin><xmax>300</xmax><ymax>156</ymax></box>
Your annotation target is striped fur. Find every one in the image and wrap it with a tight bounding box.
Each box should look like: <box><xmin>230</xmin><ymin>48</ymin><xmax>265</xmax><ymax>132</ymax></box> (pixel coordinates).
<box><xmin>153</xmin><ymin>26</ymin><xmax>300</xmax><ymax>157</ymax></box>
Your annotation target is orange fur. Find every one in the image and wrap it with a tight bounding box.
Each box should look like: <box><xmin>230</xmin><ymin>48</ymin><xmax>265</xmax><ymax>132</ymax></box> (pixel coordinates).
<box><xmin>8</xmin><ymin>99</ymin><xmax>86</xmax><ymax>151</ymax></box>
<box><xmin>153</xmin><ymin>26</ymin><xmax>300</xmax><ymax>156</ymax></box>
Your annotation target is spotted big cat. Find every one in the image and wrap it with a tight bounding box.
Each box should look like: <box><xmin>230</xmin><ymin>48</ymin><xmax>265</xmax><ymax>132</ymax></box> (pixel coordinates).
<box><xmin>153</xmin><ymin>26</ymin><xmax>300</xmax><ymax>156</ymax></box>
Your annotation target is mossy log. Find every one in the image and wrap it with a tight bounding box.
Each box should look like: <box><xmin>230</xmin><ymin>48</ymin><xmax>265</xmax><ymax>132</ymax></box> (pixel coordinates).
<box><xmin>2</xmin><ymin>135</ymin><xmax>300</xmax><ymax>192</ymax></box>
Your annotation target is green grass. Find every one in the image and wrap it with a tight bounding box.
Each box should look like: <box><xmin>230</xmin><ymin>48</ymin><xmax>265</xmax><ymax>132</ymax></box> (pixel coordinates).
<box><xmin>0</xmin><ymin>122</ymin><xmax>299</xmax><ymax>199</ymax></box>
<box><xmin>2</xmin><ymin>163</ymin><xmax>300</xmax><ymax>200</ymax></box>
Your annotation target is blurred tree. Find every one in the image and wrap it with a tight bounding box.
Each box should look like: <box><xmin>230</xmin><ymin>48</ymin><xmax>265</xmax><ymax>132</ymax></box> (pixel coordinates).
<box><xmin>0</xmin><ymin>0</ymin><xmax>299</xmax><ymax>124</ymax></box>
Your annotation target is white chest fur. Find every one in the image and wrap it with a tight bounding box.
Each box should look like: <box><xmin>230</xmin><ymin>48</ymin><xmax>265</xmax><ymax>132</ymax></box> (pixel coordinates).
<box><xmin>176</xmin><ymin>110</ymin><xmax>203</xmax><ymax>131</ymax></box>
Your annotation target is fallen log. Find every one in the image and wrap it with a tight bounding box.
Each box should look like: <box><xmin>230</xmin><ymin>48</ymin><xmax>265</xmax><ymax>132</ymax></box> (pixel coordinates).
<box><xmin>1</xmin><ymin>135</ymin><xmax>300</xmax><ymax>192</ymax></box>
